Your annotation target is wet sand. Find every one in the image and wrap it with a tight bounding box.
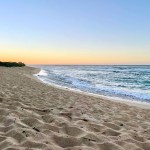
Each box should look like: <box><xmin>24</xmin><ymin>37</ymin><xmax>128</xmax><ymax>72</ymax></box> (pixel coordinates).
<box><xmin>0</xmin><ymin>66</ymin><xmax>150</xmax><ymax>150</ymax></box>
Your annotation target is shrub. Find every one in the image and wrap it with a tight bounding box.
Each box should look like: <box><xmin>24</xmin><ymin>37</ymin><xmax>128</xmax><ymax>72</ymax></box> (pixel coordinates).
<box><xmin>0</xmin><ymin>61</ymin><xmax>25</xmax><ymax>67</ymax></box>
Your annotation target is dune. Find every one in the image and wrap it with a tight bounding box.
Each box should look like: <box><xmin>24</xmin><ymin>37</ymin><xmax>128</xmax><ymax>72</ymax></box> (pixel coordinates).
<box><xmin>0</xmin><ymin>66</ymin><xmax>149</xmax><ymax>150</ymax></box>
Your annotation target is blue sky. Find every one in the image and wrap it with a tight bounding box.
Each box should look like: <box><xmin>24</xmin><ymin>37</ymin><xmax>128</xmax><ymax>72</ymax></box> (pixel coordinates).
<box><xmin>0</xmin><ymin>0</ymin><xmax>150</xmax><ymax>64</ymax></box>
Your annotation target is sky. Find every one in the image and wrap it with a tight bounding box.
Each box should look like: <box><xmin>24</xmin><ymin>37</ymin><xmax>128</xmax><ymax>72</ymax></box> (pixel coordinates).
<box><xmin>0</xmin><ymin>0</ymin><xmax>150</xmax><ymax>65</ymax></box>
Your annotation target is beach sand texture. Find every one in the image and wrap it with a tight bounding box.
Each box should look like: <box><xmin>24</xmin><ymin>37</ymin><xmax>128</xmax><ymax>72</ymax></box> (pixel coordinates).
<box><xmin>0</xmin><ymin>66</ymin><xmax>150</xmax><ymax>150</ymax></box>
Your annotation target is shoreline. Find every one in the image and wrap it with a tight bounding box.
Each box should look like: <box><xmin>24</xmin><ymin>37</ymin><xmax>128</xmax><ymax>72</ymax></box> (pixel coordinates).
<box><xmin>0</xmin><ymin>66</ymin><xmax>150</xmax><ymax>150</ymax></box>
<box><xmin>35</xmin><ymin>68</ymin><xmax>150</xmax><ymax>110</ymax></box>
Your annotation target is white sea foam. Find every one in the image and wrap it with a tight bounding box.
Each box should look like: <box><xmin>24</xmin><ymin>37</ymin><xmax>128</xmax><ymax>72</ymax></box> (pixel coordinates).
<box><xmin>33</xmin><ymin>65</ymin><xmax>150</xmax><ymax>103</ymax></box>
<box><xmin>36</xmin><ymin>70</ymin><xmax>48</xmax><ymax>76</ymax></box>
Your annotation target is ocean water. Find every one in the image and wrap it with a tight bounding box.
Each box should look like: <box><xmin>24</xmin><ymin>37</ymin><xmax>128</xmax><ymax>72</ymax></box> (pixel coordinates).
<box><xmin>35</xmin><ymin>65</ymin><xmax>150</xmax><ymax>103</ymax></box>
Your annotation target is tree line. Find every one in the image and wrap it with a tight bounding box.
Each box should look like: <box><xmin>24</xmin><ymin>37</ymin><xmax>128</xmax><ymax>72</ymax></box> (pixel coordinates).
<box><xmin>0</xmin><ymin>61</ymin><xmax>25</xmax><ymax>67</ymax></box>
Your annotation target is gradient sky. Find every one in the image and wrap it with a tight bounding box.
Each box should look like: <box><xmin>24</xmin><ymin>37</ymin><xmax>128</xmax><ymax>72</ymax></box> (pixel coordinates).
<box><xmin>0</xmin><ymin>0</ymin><xmax>150</xmax><ymax>64</ymax></box>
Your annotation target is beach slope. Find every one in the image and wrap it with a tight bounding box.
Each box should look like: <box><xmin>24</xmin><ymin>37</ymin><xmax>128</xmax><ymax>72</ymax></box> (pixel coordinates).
<box><xmin>0</xmin><ymin>66</ymin><xmax>150</xmax><ymax>150</ymax></box>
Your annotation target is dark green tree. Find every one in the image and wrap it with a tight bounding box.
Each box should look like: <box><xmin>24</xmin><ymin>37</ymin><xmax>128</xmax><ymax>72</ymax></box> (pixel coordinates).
<box><xmin>0</xmin><ymin>61</ymin><xmax>25</xmax><ymax>67</ymax></box>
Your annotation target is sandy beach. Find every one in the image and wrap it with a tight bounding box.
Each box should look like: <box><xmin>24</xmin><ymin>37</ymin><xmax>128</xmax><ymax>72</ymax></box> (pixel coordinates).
<box><xmin>0</xmin><ymin>66</ymin><xmax>150</xmax><ymax>150</ymax></box>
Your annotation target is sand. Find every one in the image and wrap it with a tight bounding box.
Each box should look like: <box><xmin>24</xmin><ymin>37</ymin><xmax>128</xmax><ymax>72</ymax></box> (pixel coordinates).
<box><xmin>0</xmin><ymin>66</ymin><xmax>150</xmax><ymax>150</ymax></box>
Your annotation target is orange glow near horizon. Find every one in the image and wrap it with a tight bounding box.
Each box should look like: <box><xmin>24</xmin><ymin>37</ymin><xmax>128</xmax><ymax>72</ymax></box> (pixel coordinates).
<box><xmin>1</xmin><ymin>48</ymin><xmax>150</xmax><ymax>65</ymax></box>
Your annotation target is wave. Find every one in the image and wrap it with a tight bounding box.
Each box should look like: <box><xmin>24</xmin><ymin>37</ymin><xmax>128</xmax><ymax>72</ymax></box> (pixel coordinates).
<box><xmin>37</xmin><ymin>70</ymin><xmax>48</xmax><ymax>76</ymax></box>
<box><xmin>35</xmin><ymin>65</ymin><xmax>150</xmax><ymax>103</ymax></box>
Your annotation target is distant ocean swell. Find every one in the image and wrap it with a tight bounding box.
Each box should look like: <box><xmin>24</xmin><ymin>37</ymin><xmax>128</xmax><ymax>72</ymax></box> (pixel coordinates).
<box><xmin>35</xmin><ymin>65</ymin><xmax>150</xmax><ymax>103</ymax></box>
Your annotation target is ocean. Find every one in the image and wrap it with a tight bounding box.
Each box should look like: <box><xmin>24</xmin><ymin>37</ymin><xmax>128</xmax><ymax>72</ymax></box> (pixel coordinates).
<box><xmin>34</xmin><ymin>65</ymin><xmax>150</xmax><ymax>103</ymax></box>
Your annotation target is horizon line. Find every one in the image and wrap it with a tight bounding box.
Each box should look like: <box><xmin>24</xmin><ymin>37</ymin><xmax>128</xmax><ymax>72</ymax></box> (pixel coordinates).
<box><xmin>28</xmin><ymin>64</ymin><xmax>150</xmax><ymax>66</ymax></box>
